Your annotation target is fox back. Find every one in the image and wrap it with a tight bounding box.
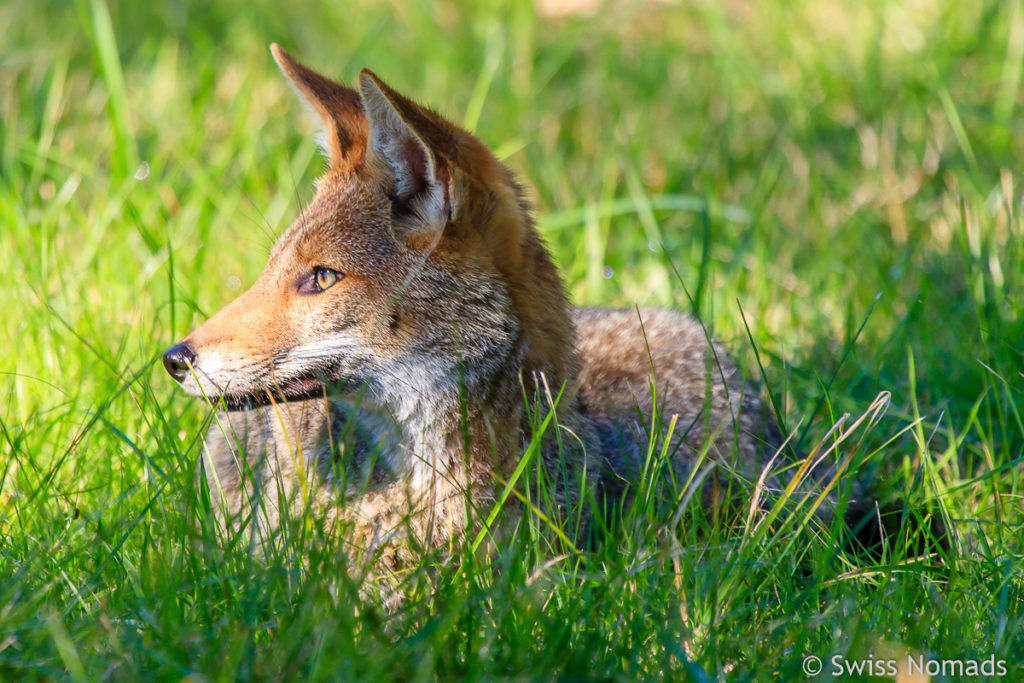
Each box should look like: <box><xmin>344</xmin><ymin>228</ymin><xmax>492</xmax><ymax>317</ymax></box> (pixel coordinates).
<box><xmin>164</xmin><ymin>46</ymin><xmax>793</xmax><ymax>564</ymax></box>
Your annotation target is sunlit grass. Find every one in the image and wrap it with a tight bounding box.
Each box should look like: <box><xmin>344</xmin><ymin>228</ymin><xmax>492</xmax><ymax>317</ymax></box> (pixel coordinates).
<box><xmin>1</xmin><ymin>0</ymin><xmax>1022</xmax><ymax>678</ymax></box>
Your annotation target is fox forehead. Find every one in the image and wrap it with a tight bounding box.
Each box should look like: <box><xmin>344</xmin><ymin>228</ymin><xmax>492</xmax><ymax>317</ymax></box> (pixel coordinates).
<box><xmin>267</xmin><ymin>172</ymin><xmax>399</xmax><ymax>281</ymax></box>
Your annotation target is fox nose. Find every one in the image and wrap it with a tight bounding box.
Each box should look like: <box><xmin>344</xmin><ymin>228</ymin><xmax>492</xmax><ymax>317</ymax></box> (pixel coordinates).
<box><xmin>163</xmin><ymin>343</ymin><xmax>197</xmax><ymax>382</ymax></box>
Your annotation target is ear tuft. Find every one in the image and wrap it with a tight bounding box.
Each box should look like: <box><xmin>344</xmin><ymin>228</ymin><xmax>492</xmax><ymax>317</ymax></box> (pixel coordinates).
<box><xmin>359</xmin><ymin>70</ymin><xmax>451</xmax><ymax>231</ymax></box>
<box><xmin>271</xmin><ymin>44</ymin><xmax>367</xmax><ymax>170</ymax></box>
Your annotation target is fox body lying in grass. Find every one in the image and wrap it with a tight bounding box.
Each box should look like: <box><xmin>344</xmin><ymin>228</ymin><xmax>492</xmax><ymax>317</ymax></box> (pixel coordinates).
<box><xmin>164</xmin><ymin>46</ymin><xmax>815</xmax><ymax>563</ymax></box>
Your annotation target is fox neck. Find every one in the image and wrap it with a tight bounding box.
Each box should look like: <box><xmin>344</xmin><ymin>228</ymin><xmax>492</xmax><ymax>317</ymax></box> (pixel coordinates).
<box><xmin>375</xmin><ymin>183</ymin><xmax>580</xmax><ymax>488</ymax></box>
<box><xmin>371</xmin><ymin>347</ymin><xmax>526</xmax><ymax>492</ymax></box>
<box><xmin>486</xmin><ymin>190</ymin><xmax>578</xmax><ymax>408</ymax></box>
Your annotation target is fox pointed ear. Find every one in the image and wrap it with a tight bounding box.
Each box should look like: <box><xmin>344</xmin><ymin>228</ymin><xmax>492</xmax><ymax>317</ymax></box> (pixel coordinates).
<box><xmin>358</xmin><ymin>69</ymin><xmax>453</xmax><ymax>237</ymax></box>
<box><xmin>271</xmin><ymin>44</ymin><xmax>367</xmax><ymax>171</ymax></box>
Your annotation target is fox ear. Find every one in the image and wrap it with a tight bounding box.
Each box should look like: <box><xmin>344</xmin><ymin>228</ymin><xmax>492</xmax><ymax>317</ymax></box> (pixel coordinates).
<box><xmin>358</xmin><ymin>69</ymin><xmax>452</xmax><ymax>236</ymax></box>
<box><xmin>271</xmin><ymin>44</ymin><xmax>367</xmax><ymax>171</ymax></box>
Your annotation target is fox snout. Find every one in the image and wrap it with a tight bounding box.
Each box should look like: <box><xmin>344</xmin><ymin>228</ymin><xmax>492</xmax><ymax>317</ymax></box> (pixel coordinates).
<box><xmin>163</xmin><ymin>343</ymin><xmax>197</xmax><ymax>383</ymax></box>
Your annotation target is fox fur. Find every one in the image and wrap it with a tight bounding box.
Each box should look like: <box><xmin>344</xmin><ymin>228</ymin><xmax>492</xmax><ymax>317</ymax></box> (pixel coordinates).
<box><xmin>165</xmin><ymin>46</ymin><xmax>822</xmax><ymax>566</ymax></box>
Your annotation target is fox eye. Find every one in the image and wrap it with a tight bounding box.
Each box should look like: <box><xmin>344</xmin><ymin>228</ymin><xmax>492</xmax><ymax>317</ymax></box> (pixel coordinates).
<box><xmin>315</xmin><ymin>267</ymin><xmax>341</xmax><ymax>291</ymax></box>
<box><xmin>299</xmin><ymin>266</ymin><xmax>343</xmax><ymax>294</ymax></box>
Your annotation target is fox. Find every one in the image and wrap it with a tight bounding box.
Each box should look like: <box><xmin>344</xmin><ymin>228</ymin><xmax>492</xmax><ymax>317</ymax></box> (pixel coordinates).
<box><xmin>164</xmin><ymin>45</ymin><xmax>839</xmax><ymax>567</ymax></box>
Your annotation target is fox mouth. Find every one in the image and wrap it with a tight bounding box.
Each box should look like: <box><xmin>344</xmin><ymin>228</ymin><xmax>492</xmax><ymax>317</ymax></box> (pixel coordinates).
<box><xmin>209</xmin><ymin>370</ymin><xmax>368</xmax><ymax>411</ymax></box>
<box><xmin>217</xmin><ymin>375</ymin><xmax>329</xmax><ymax>411</ymax></box>
<box><xmin>163</xmin><ymin>343</ymin><xmax>348</xmax><ymax>410</ymax></box>
<box><xmin>164</xmin><ymin>337</ymin><xmax>370</xmax><ymax>410</ymax></box>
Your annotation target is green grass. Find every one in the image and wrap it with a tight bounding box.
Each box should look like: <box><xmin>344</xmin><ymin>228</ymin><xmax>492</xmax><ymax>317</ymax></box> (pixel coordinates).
<box><xmin>2</xmin><ymin>0</ymin><xmax>1023</xmax><ymax>679</ymax></box>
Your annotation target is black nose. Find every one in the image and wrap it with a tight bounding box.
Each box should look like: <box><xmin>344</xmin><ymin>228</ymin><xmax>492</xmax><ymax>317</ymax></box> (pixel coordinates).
<box><xmin>163</xmin><ymin>343</ymin><xmax>197</xmax><ymax>382</ymax></box>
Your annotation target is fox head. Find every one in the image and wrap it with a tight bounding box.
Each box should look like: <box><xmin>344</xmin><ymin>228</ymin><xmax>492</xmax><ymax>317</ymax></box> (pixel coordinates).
<box><xmin>164</xmin><ymin>45</ymin><xmax>574</xmax><ymax>420</ymax></box>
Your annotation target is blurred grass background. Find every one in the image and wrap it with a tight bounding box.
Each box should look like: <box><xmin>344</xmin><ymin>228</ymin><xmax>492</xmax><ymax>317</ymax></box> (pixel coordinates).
<box><xmin>1</xmin><ymin>0</ymin><xmax>1022</xmax><ymax>679</ymax></box>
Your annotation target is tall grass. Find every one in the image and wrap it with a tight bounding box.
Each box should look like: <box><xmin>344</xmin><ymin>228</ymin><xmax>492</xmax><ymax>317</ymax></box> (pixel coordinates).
<box><xmin>1</xmin><ymin>0</ymin><xmax>1022</xmax><ymax>678</ymax></box>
